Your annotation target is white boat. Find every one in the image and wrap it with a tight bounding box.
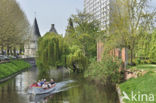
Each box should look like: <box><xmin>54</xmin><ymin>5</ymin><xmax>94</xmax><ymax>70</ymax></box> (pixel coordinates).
<box><xmin>31</xmin><ymin>87</ymin><xmax>56</xmax><ymax>95</ymax></box>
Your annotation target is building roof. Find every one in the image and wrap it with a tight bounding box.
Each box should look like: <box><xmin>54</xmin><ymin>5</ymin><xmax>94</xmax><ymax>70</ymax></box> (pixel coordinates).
<box><xmin>32</xmin><ymin>18</ymin><xmax>41</xmax><ymax>37</ymax></box>
<box><xmin>49</xmin><ymin>24</ymin><xmax>58</xmax><ymax>34</ymax></box>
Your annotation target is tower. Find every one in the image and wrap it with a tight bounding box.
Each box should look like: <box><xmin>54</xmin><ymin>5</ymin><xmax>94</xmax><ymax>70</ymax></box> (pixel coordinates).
<box><xmin>24</xmin><ymin>18</ymin><xmax>41</xmax><ymax>58</ymax></box>
<box><xmin>49</xmin><ymin>24</ymin><xmax>58</xmax><ymax>34</ymax></box>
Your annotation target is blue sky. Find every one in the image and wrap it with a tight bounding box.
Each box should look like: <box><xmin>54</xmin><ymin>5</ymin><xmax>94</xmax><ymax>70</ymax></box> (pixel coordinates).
<box><xmin>16</xmin><ymin>0</ymin><xmax>83</xmax><ymax>36</ymax></box>
<box><xmin>16</xmin><ymin>0</ymin><xmax>156</xmax><ymax>36</ymax></box>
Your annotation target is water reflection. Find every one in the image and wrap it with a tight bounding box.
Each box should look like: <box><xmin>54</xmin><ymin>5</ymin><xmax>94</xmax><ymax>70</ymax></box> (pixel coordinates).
<box><xmin>0</xmin><ymin>67</ymin><xmax>119</xmax><ymax>103</ymax></box>
<box><xmin>38</xmin><ymin>69</ymin><xmax>50</xmax><ymax>80</ymax></box>
<box><xmin>46</xmin><ymin>80</ymin><xmax>119</xmax><ymax>103</ymax></box>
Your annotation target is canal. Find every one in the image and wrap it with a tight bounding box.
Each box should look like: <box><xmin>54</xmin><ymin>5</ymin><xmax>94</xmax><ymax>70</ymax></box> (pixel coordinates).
<box><xmin>0</xmin><ymin>67</ymin><xmax>119</xmax><ymax>103</ymax></box>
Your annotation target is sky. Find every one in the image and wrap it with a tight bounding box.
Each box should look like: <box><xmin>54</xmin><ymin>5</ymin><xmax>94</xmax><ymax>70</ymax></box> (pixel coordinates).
<box><xmin>16</xmin><ymin>0</ymin><xmax>156</xmax><ymax>36</ymax></box>
<box><xmin>16</xmin><ymin>0</ymin><xmax>83</xmax><ymax>36</ymax></box>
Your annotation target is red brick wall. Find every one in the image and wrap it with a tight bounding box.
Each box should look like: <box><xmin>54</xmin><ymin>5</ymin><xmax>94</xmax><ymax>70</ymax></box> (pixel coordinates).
<box><xmin>121</xmin><ymin>48</ymin><xmax>128</xmax><ymax>70</ymax></box>
<box><xmin>97</xmin><ymin>41</ymin><xmax>128</xmax><ymax>70</ymax></box>
<box><xmin>97</xmin><ymin>41</ymin><xmax>104</xmax><ymax>61</ymax></box>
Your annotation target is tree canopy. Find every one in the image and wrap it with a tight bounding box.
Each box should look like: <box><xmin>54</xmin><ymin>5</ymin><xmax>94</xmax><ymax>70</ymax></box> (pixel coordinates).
<box><xmin>0</xmin><ymin>0</ymin><xmax>30</xmax><ymax>55</ymax></box>
<box><xmin>103</xmin><ymin>0</ymin><xmax>156</xmax><ymax>65</ymax></box>
<box><xmin>37</xmin><ymin>32</ymin><xmax>88</xmax><ymax>72</ymax></box>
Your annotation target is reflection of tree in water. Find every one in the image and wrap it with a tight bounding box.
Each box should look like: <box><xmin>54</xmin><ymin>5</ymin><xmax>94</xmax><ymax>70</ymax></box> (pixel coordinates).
<box><xmin>0</xmin><ymin>79</ymin><xmax>22</xmax><ymax>103</ymax></box>
<box><xmin>29</xmin><ymin>92</ymin><xmax>54</xmax><ymax>102</ymax></box>
<box><xmin>38</xmin><ymin>69</ymin><xmax>50</xmax><ymax>80</ymax></box>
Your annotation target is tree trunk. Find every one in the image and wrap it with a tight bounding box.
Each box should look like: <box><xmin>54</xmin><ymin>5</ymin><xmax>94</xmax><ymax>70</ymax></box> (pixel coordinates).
<box><xmin>7</xmin><ymin>46</ymin><xmax>10</xmax><ymax>55</ymax></box>
<box><xmin>130</xmin><ymin>48</ymin><xmax>133</xmax><ymax>65</ymax></box>
<box><xmin>19</xmin><ymin>48</ymin><xmax>22</xmax><ymax>54</ymax></box>
<box><xmin>10</xmin><ymin>48</ymin><xmax>13</xmax><ymax>55</ymax></box>
<box><xmin>13</xmin><ymin>47</ymin><xmax>16</xmax><ymax>56</ymax></box>
<box><xmin>19</xmin><ymin>44</ymin><xmax>24</xmax><ymax>55</ymax></box>
<box><xmin>1</xmin><ymin>46</ymin><xmax>4</xmax><ymax>55</ymax></box>
<box><xmin>65</xmin><ymin>56</ymin><xmax>67</xmax><ymax>67</ymax></box>
<box><xmin>72</xmin><ymin>63</ymin><xmax>77</xmax><ymax>72</ymax></box>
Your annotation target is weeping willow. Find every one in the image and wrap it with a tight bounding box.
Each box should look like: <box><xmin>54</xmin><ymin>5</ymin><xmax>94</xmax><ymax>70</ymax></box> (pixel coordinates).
<box><xmin>66</xmin><ymin>45</ymin><xmax>88</xmax><ymax>72</ymax></box>
<box><xmin>37</xmin><ymin>32</ymin><xmax>88</xmax><ymax>72</ymax></box>
<box><xmin>37</xmin><ymin>32</ymin><xmax>67</xmax><ymax>69</ymax></box>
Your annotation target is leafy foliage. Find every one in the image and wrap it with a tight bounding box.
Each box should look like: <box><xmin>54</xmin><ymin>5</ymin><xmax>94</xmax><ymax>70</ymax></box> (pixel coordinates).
<box><xmin>84</xmin><ymin>54</ymin><xmax>121</xmax><ymax>85</ymax></box>
<box><xmin>37</xmin><ymin>32</ymin><xmax>67</xmax><ymax>69</ymax></box>
<box><xmin>66</xmin><ymin>45</ymin><xmax>88</xmax><ymax>71</ymax></box>
<box><xmin>37</xmin><ymin>32</ymin><xmax>88</xmax><ymax>72</ymax></box>
<box><xmin>108</xmin><ymin>0</ymin><xmax>156</xmax><ymax>65</ymax></box>
<box><xmin>149</xmin><ymin>30</ymin><xmax>156</xmax><ymax>63</ymax></box>
<box><xmin>65</xmin><ymin>11</ymin><xmax>100</xmax><ymax>59</ymax></box>
<box><xmin>0</xmin><ymin>0</ymin><xmax>30</xmax><ymax>55</ymax></box>
<box><xmin>134</xmin><ymin>30</ymin><xmax>156</xmax><ymax>64</ymax></box>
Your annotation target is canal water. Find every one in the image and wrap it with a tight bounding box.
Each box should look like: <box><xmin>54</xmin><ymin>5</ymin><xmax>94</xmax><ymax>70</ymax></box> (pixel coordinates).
<box><xmin>0</xmin><ymin>67</ymin><xmax>119</xmax><ymax>103</ymax></box>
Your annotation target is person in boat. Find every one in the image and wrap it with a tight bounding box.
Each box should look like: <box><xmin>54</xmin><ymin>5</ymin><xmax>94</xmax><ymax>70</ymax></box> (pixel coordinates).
<box><xmin>42</xmin><ymin>82</ymin><xmax>48</xmax><ymax>89</ymax></box>
<box><xmin>30</xmin><ymin>81</ymin><xmax>38</xmax><ymax>88</ymax></box>
<box><xmin>50</xmin><ymin>79</ymin><xmax>55</xmax><ymax>85</ymax></box>
<box><xmin>47</xmin><ymin>83</ymin><xmax>52</xmax><ymax>88</ymax></box>
<box><xmin>50</xmin><ymin>79</ymin><xmax>56</xmax><ymax>87</ymax></box>
<box><xmin>47</xmin><ymin>79</ymin><xmax>54</xmax><ymax>88</ymax></box>
<box><xmin>40</xmin><ymin>79</ymin><xmax>45</xmax><ymax>86</ymax></box>
<box><xmin>37</xmin><ymin>80</ymin><xmax>41</xmax><ymax>87</ymax></box>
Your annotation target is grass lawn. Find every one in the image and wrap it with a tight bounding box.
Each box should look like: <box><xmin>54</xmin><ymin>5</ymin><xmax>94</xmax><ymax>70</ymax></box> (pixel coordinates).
<box><xmin>0</xmin><ymin>60</ymin><xmax>31</xmax><ymax>79</ymax></box>
<box><xmin>119</xmin><ymin>64</ymin><xmax>156</xmax><ymax>103</ymax></box>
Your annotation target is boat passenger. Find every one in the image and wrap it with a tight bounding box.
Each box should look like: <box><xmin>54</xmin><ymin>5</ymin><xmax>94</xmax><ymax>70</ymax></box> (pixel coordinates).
<box><xmin>48</xmin><ymin>83</ymin><xmax>52</xmax><ymax>88</ymax></box>
<box><xmin>37</xmin><ymin>80</ymin><xmax>41</xmax><ymax>87</ymax></box>
<box><xmin>40</xmin><ymin>79</ymin><xmax>45</xmax><ymax>86</ymax></box>
<box><xmin>30</xmin><ymin>81</ymin><xmax>38</xmax><ymax>88</ymax></box>
<box><xmin>42</xmin><ymin>83</ymin><xmax>48</xmax><ymax>89</ymax></box>
<box><xmin>50</xmin><ymin>79</ymin><xmax>55</xmax><ymax>85</ymax></box>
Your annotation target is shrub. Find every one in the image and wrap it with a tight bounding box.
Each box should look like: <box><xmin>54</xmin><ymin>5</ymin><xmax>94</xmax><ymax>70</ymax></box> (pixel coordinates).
<box><xmin>84</xmin><ymin>55</ymin><xmax>121</xmax><ymax>85</ymax></box>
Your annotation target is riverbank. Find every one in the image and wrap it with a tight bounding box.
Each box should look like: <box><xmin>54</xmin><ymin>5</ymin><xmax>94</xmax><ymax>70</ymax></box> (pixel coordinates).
<box><xmin>119</xmin><ymin>64</ymin><xmax>156</xmax><ymax>103</ymax></box>
<box><xmin>0</xmin><ymin>60</ymin><xmax>31</xmax><ymax>83</ymax></box>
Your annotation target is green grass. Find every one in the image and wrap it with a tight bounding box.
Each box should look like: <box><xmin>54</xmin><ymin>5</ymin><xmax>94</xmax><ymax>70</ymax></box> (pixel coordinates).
<box><xmin>120</xmin><ymin>71</ymin><xmax>156</xmax><ymax>103</ymax></box>
<box><xmin>120</xmin><ymin>64</ymin><xmax>156</xmax><ymax>103</ymax></box>
<box><xmin>0</xmin><ymin>60</ymin><xmax>31</xmax><ymax>79</ymax></box>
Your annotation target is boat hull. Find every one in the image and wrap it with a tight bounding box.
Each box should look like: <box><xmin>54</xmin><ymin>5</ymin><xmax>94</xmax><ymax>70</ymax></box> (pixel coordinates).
<box><xmin>32</xmin><ymin>87</ymin><xmax>56</xmax><ymax>95</ymax></box>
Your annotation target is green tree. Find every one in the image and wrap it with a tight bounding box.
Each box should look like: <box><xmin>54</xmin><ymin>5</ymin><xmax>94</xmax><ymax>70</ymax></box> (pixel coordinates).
<box><xmin>135</xmin><ymin>31</ymin><xmax>151</xmax><ymax>61</ymax></box>
<box><xmin>0</xmin><ymin>0</ymin><xmax>30</xmax><ymax>55</ymax></box>
<box><xmin>84</xmin><ymin>53</ymin><xmax>121</xmax><ymax>85</ymax></box>
<box><xmin>65</xmin><ymin>11</ymin><xmax>100</xmax><ymax>59</ymax></box>
<box><xmin>66</xmin><ymin>45</ymin><xmax>88</xmax><ymax>72</ymax></box>
<box><xmin>109</xmin><ymin>0</ymin><xmax>156</xmax><ymax>65</ymax></box>
<box><xmin>37</xmin><ymin>32</ymin><xmax>88</xmax><ymax>72</ymax></box>
<box><xmin>37</xmin><ymin>32</ymin><xmax>67</xmax><ymax>69</ymax></box>
<box><xmin>71</xmin><ymin>11</ymin><xmax>99</xmax><ymax>36</ymax></box>
<box><xmin>65</xmin><ymin>18</ymin><xmax>75</xmax><ymax>36</ymax></box>
<box><xmin>149</xmin><ymin>30</ymin><xmax>156</xmax><ymax>63</ymax></box>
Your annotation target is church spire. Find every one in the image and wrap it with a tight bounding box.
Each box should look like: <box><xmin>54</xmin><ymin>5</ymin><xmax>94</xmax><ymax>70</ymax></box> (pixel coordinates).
<box><xmin>49</xmin><ymin>24</ymin><xmax>58</xmax><ymax>34</ymax></box>
<box><xmin>32</xmin><ymin>18</ymin><xmax>41</xmax><ymax>37</ymax></box>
